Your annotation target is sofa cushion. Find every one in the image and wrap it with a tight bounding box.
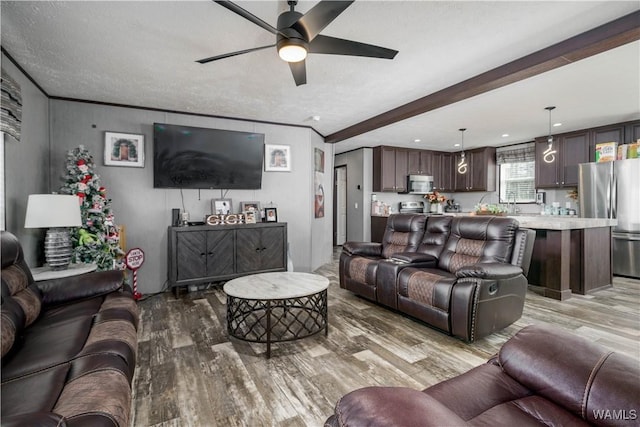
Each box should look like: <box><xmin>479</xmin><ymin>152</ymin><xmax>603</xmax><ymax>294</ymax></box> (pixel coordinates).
<box><xmin>1</xmin><ymin>297</ymin><xmax>26</xmax><ymax>359</ymax></box>
<box><xmin>1</xmin><ymin>315</ymin><xmax>93</xmax><ymax>381</ymax></box>
<box><xmin>0</xmin><ymin>363</ymin><xmax>70</xmax><ymax>418</ymax></box>
<box><xmin>380</xmin><ymin>214</ymin><xmax>426</xmax><ymax>258</ymax></box>
<box><xmin>439</xmin><ymin>217</ymin><xmax>518</xmax><ymax>273</ymax></box>
<box><xmin>498</xmin><ymin>324</ymin><xmax>640</xmax><ymax>425</ymax></box>
<box><xmin>398</xmin><ymin>268</ymin><xmax>455</xmax><ymax>312</ymax></box>
<box><xmin>416</xmin><ymin>215</ymin><xmax>453</xmax><ymax>258</ymax></box>
<box><xmin>345</xmin><ymin>257</ymin><xmax>378</xmax><ymax>285</ymax></box>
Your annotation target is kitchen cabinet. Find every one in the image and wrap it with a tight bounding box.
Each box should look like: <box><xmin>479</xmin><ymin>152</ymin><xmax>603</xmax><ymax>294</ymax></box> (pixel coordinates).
<box><xmin>407</xmin><ymin>149</ymin><xmax>433</xmax><ymax>175</ymax></box>
<box><xmin>591</xmin><ymin>124</ymin><xmax>625</xmax><ymax>161</ymax></box>
<box><xmin>626</xmin><ymin>122</ymin><xmax>640</xmax><ymax>143</ymax></box>
<box><xmin>431</xmin><ymin>152</ymin><xmax>454</xmax><ymax>191</ymax></box>
<box><xmin>453</xmin><ymin>147</ymin><xmax>496</xmax><ymax>192</ymax></box>
<box><xmin>535</xmin><ymin>130</ymin><xmax>590</xmax><ymax>188</ymax></box>
<box><xmin>373</xmin><ymin>146</ymin><xmax>408</xmax><ymax>192</ymax></box>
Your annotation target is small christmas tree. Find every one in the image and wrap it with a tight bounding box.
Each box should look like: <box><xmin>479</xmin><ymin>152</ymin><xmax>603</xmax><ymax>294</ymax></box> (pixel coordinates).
<box><xmin>60</xmin><ymin>145</ymin><xmax>125</xmax><ymax>270</ymax></box>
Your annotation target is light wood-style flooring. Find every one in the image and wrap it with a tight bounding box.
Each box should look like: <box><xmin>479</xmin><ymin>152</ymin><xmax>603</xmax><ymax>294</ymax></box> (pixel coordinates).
<box><xmin>131</xmin><ymin>249</ymin><xmax>640</xmax><ymax>426</ymax></box>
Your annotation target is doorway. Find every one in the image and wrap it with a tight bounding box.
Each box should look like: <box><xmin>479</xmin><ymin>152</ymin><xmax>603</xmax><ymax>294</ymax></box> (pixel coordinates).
<box><xmin>334</xmin><ymin>166</ymin><xmax>347</xmax><ymax>246</ymax></box>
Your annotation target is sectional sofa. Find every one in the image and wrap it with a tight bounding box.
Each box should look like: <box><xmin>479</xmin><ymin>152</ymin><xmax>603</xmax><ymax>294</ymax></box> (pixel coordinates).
<box><xmin>1</xmin><ymin>231</ymin><xmax>138</xmax><ymax>426</ymax></box>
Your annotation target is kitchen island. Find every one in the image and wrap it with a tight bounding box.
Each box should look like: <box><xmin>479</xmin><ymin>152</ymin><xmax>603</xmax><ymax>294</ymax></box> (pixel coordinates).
<box><xmin>511</xmin><ymin>216</ymin><xmax>617</xmax><ymax>300</ymax></box>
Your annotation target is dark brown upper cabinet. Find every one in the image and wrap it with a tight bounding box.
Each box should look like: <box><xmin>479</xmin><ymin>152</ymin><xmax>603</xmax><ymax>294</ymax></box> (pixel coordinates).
<box><xmin>407</xmin><ymin>149</ymin><xmax>433</xmax><ymax>175</ymax></box>
<box><xmin>432</xmin><ymin>152</ymin><xmax>454</xmax><ymax>192</ymax></box>
<box><xmin>454</xmin><ymin>147</ymin><xmax>496</xmax><ymax>192</ymax></box>
<box><xmin>535</xmin><ymin>130</ymin><xmax>590</xmax><ymax>188</ymax></box>
<box><xmin>373</xmin><ymin>146</ymin><xmax>408</xmax><ymax>192</ymax></box>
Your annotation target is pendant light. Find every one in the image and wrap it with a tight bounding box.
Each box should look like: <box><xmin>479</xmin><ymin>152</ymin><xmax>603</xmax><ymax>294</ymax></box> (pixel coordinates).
<box><xmin>457</xmin><ymin>128</ymin><xmax>468</xmax><ymax>174</ymax></box>
<box><xmin>543</xmin><ymin>106</ymin><xmax>557</xmax><ymax>163</ymax></box>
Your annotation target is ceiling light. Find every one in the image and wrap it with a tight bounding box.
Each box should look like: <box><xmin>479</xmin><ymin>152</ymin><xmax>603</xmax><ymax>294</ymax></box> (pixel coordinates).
<box><xmin>502</xmin><ymin>133</ymin><xmax>509</xmax><ymax>138</ymax></box>
<box><xmin>278</xmin><ymin>39</ymin><xmax>308</xmax><ymax>62</ymax></box>
<box><xmin>454</xmin><ymin>143</ymin><xmax>460</xmax><ymax>147</ymax></box>
<box><xmin>457</xmin><ymin>128</ymin><xmax>468</xmax><ymax>174</ymax></box>
<box><xmin>414</xmin><ymin>139</ymin><xmax>421</xmax><ymax>143</ymax></box>
<box><xmin>553</xmin><ymin>122</ymin><xmax>562</xmax><ymax>127</ymax></box>
<box><xmin>543</xmin><ymin>106</ymin><xmax>557</xmax><ymax>164</ymax></box>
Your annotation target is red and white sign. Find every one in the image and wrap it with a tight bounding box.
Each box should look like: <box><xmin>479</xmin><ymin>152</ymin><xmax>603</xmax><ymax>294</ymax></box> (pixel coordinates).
<box><xmin>125</xmin><ymin>248</ymin><xmax>145</xmax><ymax>270</ymax></box>
<box><xmin>125</xmin><ymin>248</ymin><xmax>144</xmax><ymax>301</ymax></box>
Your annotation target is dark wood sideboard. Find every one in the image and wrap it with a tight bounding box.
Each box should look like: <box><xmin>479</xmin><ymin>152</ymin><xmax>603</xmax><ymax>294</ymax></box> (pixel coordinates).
<box><xmin>168</xmin><ymin>223</ymin><xmax>287</xmax><ymax>295</ymax></box>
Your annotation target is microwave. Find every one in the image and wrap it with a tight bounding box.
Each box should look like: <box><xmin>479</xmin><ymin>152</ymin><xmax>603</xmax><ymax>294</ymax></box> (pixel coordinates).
<box><xmin>406</xmin><ymin>175</ymin><xmax>434</xmax><ymax>194</ymax></box>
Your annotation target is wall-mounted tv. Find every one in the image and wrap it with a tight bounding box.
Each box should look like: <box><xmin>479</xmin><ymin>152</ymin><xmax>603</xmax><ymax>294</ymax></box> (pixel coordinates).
<box><xmin>153</xmin><ymin>123</ymin><xmax>264</xmax><ymax>189</ymax></box>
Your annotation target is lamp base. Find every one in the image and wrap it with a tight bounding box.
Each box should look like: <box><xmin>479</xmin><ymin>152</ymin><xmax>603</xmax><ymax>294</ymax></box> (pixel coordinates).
<box><xmin>45</xmin><ymin>227</ymin><xmax>73</xmax><ymax>270</ymax></box>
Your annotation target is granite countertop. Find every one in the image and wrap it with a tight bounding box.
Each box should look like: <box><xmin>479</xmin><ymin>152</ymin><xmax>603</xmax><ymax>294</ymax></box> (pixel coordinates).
<box><xmin>445</xmin><ymin>213</ymin><xmax>617</xmax><ymax>230</ymax></box>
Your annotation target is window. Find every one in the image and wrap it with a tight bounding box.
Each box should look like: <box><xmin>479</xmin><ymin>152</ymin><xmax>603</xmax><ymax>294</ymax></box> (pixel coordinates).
<box><xmin>497</xmin><ymin>143</ymin><xmax>536</xmax><ymax>204</ymax></box>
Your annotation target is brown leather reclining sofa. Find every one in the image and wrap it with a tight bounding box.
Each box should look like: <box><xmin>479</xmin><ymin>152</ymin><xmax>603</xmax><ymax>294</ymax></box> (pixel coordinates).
<box><xmin>1</xmin><ymin>231</ymin><xmax>139</xmax><ymax>426</ymax></box>
<box><xmin>340</xmin><ymin>214</ymin><xmax>535</xmax><ymax>342</ymax></box>
<box><xmin>325</xmin><ymin>324</ymin><xmax>640</xmax><ymax>426</ymax></box>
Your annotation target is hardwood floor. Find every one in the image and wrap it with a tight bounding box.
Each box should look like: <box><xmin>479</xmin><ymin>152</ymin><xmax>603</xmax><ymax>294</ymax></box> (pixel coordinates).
<box><xmin>131</xmin><ymin>249</ymin><xmax>640</xmax><ymax>426</ymax></box>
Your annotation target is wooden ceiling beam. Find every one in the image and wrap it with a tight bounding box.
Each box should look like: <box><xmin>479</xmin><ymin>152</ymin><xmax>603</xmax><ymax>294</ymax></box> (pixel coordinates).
<box><xmin>325</xmin><ymin>10</ymin><xmax>640</xmax><ymax>144</ymax></box>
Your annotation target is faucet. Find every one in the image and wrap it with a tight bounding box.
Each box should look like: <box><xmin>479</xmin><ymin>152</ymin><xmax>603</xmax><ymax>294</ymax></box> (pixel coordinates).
<box><xmin>508</xmin><ymin>192</ymin><xmax>519</xmax><ymax>215</ymax></box>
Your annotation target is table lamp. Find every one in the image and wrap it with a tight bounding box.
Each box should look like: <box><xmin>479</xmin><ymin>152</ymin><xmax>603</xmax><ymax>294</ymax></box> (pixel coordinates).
<box><xmin>24</xmin><ymin>194</ymin><xmax>82</xmax><ymax>270</ymax></box>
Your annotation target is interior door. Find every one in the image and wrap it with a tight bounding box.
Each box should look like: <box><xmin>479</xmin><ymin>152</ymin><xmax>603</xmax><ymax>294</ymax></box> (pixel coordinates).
<box><xmin>335</xmin><ymin>166</ymin><xmax>347</xmax><ymax>246</ymax></box>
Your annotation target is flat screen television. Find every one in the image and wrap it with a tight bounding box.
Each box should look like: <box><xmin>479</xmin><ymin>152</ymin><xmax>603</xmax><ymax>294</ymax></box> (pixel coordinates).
<box><xmin>153</xmin><ymin>123</ymin><xmax>264</xmax><ymax>189</ymax></box>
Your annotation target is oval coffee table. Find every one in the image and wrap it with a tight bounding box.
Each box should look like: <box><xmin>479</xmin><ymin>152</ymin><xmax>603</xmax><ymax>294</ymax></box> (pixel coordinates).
<box><xmin>223</xmin><ymin>272</ymin><xmax>329</xmax><ymax>358</ymax></box>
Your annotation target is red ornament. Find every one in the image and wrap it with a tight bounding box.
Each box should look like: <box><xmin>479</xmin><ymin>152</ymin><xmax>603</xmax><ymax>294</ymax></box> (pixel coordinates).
<box><xmin>77</xmin><ymin>192</ymin><xmax>85</xmax><ymax>199</ymax></box>
<box><xmin>77</xmin><ymin>159</ymin><xmax>86</xmax><ymax>166</ymax></box>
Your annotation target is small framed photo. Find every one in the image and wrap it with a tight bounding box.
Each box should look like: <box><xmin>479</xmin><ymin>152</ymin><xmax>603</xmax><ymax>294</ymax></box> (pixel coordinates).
<box><xmin>264</xmin><ymin>207</ymin><xmax>278</xmax><ymax>222</ymax></box>
<box><xmin>243</xmin><ymin>211</ymin><xmax>257</xmax><ymax>224</ymax></box>
<box><xmin>265</xmin><ymin>144</ymin><xmax>291</xmax><ymax>172</ymax></box>
<box><xmin>104</xmin><ymin>131</ymin><xmax>145</xmax><ymax>167</ymax></box>
<box><xmin>240</xmin><ymin>201</ymin><xmax>261</xmax><ymax>213</ymax></box>
<box><xmin>212</xmin><ymin>198</ymin><xmax>233</xmax><ymax>215</ymax></box>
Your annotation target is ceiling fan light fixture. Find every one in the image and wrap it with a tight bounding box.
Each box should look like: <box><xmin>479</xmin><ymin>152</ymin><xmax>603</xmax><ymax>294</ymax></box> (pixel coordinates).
<box><xmin>278</xmin><ymin>38</ymin><xmax>308</xmax><ymax>62</ymax></box>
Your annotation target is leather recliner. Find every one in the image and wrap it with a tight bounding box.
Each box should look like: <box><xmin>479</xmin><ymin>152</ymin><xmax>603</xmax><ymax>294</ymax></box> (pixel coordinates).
<box><xmin>339</xmin><ymin>214</ymin><xmax>535</xmax><ymax>342</ymax></box>
<box><xmin>397</xmin><ymin>216</ymin><xmax>535</xmax><ymax>341</ymax></box>
<box><xmin>339</xmin><ymin>214</ymin><xmax>428</xmax><ymax>302</ymax></box>
<box><xmin>325</xmin><ymin>324</ymin><xmax>640</xmax><ymax>427</ymax></box>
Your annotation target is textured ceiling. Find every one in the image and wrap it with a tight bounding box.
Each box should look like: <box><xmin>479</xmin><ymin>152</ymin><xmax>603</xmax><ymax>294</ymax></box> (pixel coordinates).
<box><xmin>2</xmin><ymin>1</ymin><xmax>639</xmax><ymax>154</ymax></box>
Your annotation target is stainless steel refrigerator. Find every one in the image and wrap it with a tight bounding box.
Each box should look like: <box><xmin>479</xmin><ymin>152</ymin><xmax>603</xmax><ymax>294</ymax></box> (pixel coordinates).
<box><xmin>579</xmin><ymin>159</ymin><xmax>640</xmax><ymax>278</ymax></box>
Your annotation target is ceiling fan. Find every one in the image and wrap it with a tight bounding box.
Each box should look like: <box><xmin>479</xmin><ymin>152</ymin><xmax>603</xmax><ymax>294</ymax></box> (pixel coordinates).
<box><xmin>197</xmin><ymin>0</ymin><xmax>398</xmax><ymax>86</ymax></box>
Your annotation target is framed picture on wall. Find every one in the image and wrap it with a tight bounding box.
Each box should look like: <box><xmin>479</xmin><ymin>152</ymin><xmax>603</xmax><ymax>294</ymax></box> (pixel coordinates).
<box><xmin>264</xmin><ymin>144</ymin><xmax>291</xmax><ymax>172</ymax></box>
<box><xmin>212</xmin><ymin>198</ymin><xmax>233</xmax><ymax>215</ymax></box>
<box><xmin>104</xmin><ymin>131</ymin><xmax>145</xmax><ymax>167</ymax></box>
<box><xmin>264</xmin><ymin>207</ymin><xmax>278</xmax><ymax>222</ymax></box>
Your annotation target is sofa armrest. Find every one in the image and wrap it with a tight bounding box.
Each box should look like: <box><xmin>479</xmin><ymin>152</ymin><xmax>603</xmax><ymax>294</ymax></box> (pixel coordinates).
<box><xmin>1</xmin><ymin>412</ymin><xmax>66</xmax><ymax>427</ymax></box>
<box><xmin>455</xmin><ymin>263</ymin><xmax>523</xmax><ymax>280</ymax></box>
<box><xmin>327</xmin><ymin>387</ymin><xmax>469</xmax><ymax>427</ymax></box>
<box><xmin>389</xmin><ymin>252</ymin><xmax>437</xmax><ymax>264</ymax></box>
<box><xmin>342</xmin><ymin>241</ymin><xmax>382</xmax><ymax>257</ymax></box>
<box><xmin>36</xmin><ymin>270</ymin><xmax>125</xmax><ymax>307</ymax></box>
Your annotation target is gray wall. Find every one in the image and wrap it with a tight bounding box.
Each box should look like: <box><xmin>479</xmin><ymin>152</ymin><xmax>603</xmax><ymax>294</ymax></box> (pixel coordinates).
<box><xmin>2</xmin><ymin>52</ymin><xmax>50</xmax><ymax>267</ymax></box>
<box><xmin>335</xmin><ymin>148</ymin><xmax>372</xmax><ymax>242</ymax></box>
<box><xmin>45</xmin><ymin>100</ymin><xmax>334</xmax><ymax>293</ymax></box>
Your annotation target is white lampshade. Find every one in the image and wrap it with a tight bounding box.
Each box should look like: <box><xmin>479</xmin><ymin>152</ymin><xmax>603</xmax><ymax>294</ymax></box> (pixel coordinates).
<box><xmin>24</xmin><ymin>194</ymin><xmax>82</xmax><ymax>228</ymax></box>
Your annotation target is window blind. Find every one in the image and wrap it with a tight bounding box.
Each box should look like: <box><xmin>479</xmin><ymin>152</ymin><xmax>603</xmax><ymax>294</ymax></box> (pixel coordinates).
<box><xmin>496</xmin><ymin>142</ymin><xmax>535</xmax><ymax>164</ymax></box>
<box><xmin>1</xmin><ymin>68</ymin><xmax>22</xmax><ymax>142</ymax></box>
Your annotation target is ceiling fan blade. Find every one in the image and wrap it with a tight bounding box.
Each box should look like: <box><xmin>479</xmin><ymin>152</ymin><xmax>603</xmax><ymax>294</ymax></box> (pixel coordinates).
<box><xmin>292</xmin><ymin>1</ymin><xmax>354</xmax><ymax>41</ymax></box>
<box><xmin>309</xmin><ymin>35</ymin><xmax>398</xmax><ymax>59</ymax></box>
<box><xmin>196</xmin><ymin>44</ymin><xmax>276</xmax><ymax>64</ymax></box>
<box><xmin>289</xmin><ymin>60</ymin><xmax>307</xmax><ymax>86</ymax></box>
<box><xmin>214</xmin><ymin>1</ymin><xmax>283</xmax><ymax>36</ymax></box>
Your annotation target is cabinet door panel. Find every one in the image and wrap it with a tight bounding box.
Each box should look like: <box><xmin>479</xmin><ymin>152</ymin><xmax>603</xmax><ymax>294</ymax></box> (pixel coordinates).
<box><xmin>236</xmin><ymin>229</ymin><xmax>262</xmax><ymax>273</ymax></box>
<box><xmin>561</xmin><ymin>132</ymin><xmax>589</xmax><ymax>186</ymax></box>
<box><xmin>407</xmin><ymin>150</ymin><xmax>421</xmax><ymax>175</ymax></box>
<box><xmin>206</xmin><ymin>230</ymin><xmax>235</xmax><ymax>276</ymax></box>
<box><xmin>380</xmin><ymin>147</ymin><xmax>397</xmax><ymax>191</ymax></box>
<box><xmin>470</xmin><ymin>151</ymin><xmax>487</xmax><ymax>191</ymax></box>
<box><xmin>394</xmin><ymin>149</ymin><xmax>408</xmax><ymax>192</ymax></box>
<box><xmin>261</xmin><ymin>227</ymin><xmax>285</xmax><ymax>270</ymax></box>
<box><xmin>176</xmin><ymin>232</ymin><xmax>206</xmax><ymax>280</ymax></box>
<box><xmin>441</xmin><ymin>153</ymin><xmax>454</xmax><ymax>191</ymax></box>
